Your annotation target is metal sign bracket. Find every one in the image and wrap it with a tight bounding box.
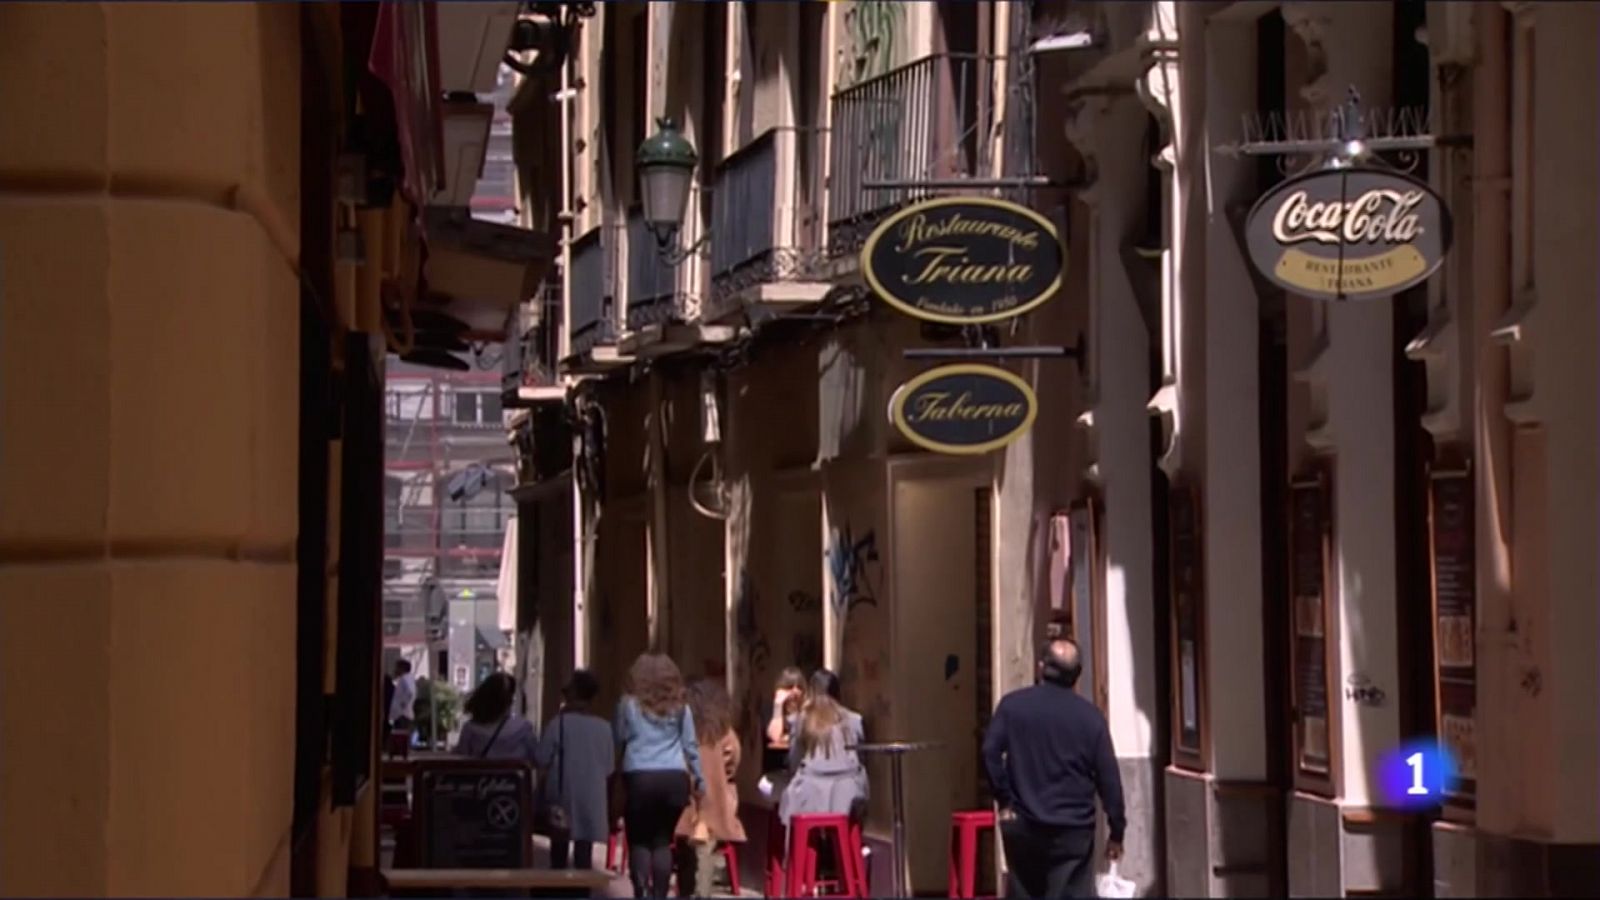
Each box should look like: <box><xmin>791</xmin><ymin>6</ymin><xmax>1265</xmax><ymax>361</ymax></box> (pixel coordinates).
<box><xmin>1212</xmin><ymin>86</ymin><xmax>1473</xmax><ymax>177</ymax></box>
<box><xmin>902</xmin><ymin>325</ymin><xmax>1086</xmax><ymax>376</ymax></box>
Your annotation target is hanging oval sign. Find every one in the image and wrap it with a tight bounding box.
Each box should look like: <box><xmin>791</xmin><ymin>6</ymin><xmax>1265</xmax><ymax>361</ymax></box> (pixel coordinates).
<box><xmin>888</xmin><ymin>363</ymin><xmax>1038</xmax><ymax>455</ymax></box>
<box><xmin>861</xmin><ymin>197</ymin><xmax>1066</xmax><ymax>324</ymax></box>
<box><xmin>1244</xmin><ymin>166</ymin><xmax>1453</xmax><ymax>301</ymax></box>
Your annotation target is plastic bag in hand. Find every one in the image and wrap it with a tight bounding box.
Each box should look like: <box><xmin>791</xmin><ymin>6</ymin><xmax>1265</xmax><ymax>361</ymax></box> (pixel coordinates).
<box><xmin>1096</xmin><ymin>861</ymin><xmax>1137</xmax><ymax>898</ymax></box>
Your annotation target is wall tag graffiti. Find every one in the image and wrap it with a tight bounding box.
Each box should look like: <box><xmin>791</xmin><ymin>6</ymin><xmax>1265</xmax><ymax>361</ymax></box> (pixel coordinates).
<box><xmin>826</xmin><ymin>525</ymin><xmax>880</xmax><ymax>619</ymax></box>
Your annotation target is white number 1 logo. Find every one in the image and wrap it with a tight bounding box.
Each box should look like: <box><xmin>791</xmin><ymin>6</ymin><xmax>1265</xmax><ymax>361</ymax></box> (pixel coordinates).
<box><xmin>1405</xmin><ymin>752</ymin><xmax>1429</xmax><ymax>795</ymax></box>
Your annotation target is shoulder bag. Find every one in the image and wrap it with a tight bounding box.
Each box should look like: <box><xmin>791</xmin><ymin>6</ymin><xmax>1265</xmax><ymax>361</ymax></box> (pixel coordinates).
<box><xmin>535</xmin><ymin>713</ymin><xmax>571</xmax><ymax>836</ymax></box>
<box><xmin>479</xmin><ymin>717</ymin><xmax>508</xmax><ymax>758</ymax></box>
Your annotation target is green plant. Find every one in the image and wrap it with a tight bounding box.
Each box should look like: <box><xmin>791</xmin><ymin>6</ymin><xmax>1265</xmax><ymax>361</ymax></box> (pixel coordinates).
<box><xmin>414</xmin><ymin>677</ymin><xmax>461</xmax><ymax>746</ymax></box>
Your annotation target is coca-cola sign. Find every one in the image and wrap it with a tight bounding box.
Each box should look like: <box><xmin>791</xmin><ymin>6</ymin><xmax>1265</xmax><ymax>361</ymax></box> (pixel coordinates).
<box><xmin>1245</xmin><ymin>167</ymin><xmax>1452</xmax><ymax>301</ymax></box>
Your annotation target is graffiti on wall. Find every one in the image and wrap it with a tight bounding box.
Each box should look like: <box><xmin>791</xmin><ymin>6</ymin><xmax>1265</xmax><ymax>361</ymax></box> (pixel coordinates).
<box><xmin>793</xmin><ymin>633</ymin><xmax>823</xmax><ymax>674</ymax></box>
<box><xmin>731</xmin><ymin>567</ymin><xmax>769</xmax><ymax>762</ymax></box>
<box><xmin>835</xmin><ymin>0</ymin><xmax>903</xmax><ymax>89</ymax></box>
<box><xmin>733</xmin><ymin>568</ymin><xmax>771</xmax><ymax>679</ymax></box>
<box><xmin>826</xmin><ymin>524</ymin><xmax>881</xmax><ymax>621</ymax></box>
<box><xmin>787</xmin><ymin>590</ymin><xmax>822</xmax><ymax>614</ymax></box>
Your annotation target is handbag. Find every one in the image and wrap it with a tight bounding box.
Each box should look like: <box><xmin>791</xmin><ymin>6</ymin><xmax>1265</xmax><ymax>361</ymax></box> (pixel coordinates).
<box><xmin>535</xmin><ymin>713</ymin><xmax>571</xmax><ymax>836</ymax></box>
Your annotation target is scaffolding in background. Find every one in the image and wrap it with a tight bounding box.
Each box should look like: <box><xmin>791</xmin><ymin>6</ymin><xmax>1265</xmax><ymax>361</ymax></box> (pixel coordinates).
<box><xmin>383</xmin><ymin>368</ymin><xmax>516</xmax><ymax>672</ymax></box>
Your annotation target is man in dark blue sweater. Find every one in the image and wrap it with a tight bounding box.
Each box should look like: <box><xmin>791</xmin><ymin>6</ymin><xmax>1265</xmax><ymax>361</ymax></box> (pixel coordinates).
<box><xmin>982</xmin><ymin>639</ymin><xmax>1126</xmax><ymax>898</ymax></box>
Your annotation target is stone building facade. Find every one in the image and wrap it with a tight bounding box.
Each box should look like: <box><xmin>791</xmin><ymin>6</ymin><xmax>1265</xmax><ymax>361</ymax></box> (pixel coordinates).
<box><xmin>511</xmin><ymin>1</ymin><xmax>1599</xmax><ymax>896</ymax></box>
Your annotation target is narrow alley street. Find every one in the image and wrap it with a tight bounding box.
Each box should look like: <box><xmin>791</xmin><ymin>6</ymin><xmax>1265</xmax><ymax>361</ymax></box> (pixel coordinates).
<box><xmin>1</xmin><ymin>2</ymin><xmax>1597</xmax><ymax>899</ymax></box>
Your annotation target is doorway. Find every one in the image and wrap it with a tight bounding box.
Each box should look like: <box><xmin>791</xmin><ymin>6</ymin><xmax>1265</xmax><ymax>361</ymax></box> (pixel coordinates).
<box><xmin>593</xmin><ymin>507</ymin><xmax>649</xmax><ymax>714</ymax></box>
<box><xmin>891</xmin><ymin>474</ymin><xmax>987</xmax><ymax>893</ymax></box>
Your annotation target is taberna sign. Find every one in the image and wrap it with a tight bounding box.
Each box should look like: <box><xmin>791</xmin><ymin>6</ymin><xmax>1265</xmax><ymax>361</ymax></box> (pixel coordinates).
<box><xmin>1244</xmin><ymin>166</ymin><xmax>1452</xmax><ymax>301</ymax></box>
<box><xmin>861</xmin><ymin>197</ymin><xmax>1065</xmax><ymax>324</ymax></box>
<box><xmin>888</xmin><ymin>363</ymin><xmax>1038</xmax><ymax>455</ymax></box>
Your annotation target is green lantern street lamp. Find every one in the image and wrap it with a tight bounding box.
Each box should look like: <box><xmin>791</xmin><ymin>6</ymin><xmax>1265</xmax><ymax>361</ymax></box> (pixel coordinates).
<box><xmin>636</xmin><ymin>117</ymin><xmax>707</xmax><ymax>264</ymax></box>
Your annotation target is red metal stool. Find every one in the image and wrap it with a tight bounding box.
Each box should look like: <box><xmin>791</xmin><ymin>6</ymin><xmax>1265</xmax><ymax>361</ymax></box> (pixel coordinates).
<box><xmin>606</xmin><ymin>826</ymin><xmax>627</xmax><ymax>873</ymax></box>
<box><xmin>385</xmin><ymin>728</ymin><xmax>411</xmax><ymax>759</ymax></box>
<box><xmin>606</xmin><ymin>831</ymin><xmax>740</xmax><ymax>895</ymax></box>
<box><xmin>764</xmin><ymin>807</ymin><xmax>787</xmax><ymax>897</ymax></box>
<box><xmin>787</xmin><ymin>813</ymin><xmax>866</xmax><ymax>899</ymax></box>
<box><xmin>947</xmin><ymin>810</ymin><xmax>997</xmax><ymax>898</ymax></box>
<box><xmin>718</xmin><ymin>842</ymin><xmax>742</xmax><ymax>896</ymax></box>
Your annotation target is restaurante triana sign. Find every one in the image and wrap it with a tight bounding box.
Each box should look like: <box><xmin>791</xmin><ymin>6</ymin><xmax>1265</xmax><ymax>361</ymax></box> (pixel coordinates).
<box><xmin>1244</xmin><ymin>166</ymin><xmax>1452</xmax><ymax>301</ymax></box>
<box><xmin>861</xmin><ymin>197</ymin><xmax>1065</xmax><ymax>324</ymax></box>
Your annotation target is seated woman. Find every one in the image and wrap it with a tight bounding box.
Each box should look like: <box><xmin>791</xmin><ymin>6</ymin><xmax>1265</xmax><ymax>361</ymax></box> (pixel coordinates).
<box><xmin>452</xmin><ymin>672</ymin><xmax>538</xmax><ymax>761</ymax></box>
<box><xmin>758</xmin><ymin>667</ymin><xmax>807</xmax><ymax>801</ymax></box>
<box><xmin>765</xmin><ymin>666</ymin><xmax>807</xmax><ymax>751</ymax></box>
<box><xmin>778</xmin><ymin>669</ymin><xmax>868</xmax><ymax>827</ymax></box>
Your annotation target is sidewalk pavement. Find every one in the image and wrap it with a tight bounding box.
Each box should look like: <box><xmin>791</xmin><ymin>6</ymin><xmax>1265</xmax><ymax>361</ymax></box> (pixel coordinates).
<box><xmin>529</xmin><ymin>836</ymin><xmax>756</xmax><ymax>898</ymax></box>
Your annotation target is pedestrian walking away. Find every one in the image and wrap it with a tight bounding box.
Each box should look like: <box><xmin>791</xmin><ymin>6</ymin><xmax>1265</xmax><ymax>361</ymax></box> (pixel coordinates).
<box><xmin>452</xmin><ymin>672</ymin><xmax>539</xmax><ymax>762</ymax></box>
<box><xmin>536</xmin><ymin>669</ymin><xmax>614</xmax><ymax>871</ymax></box>
<box><xmin>389</xmin><ymin>659</ymin><xmax>418</xmax><ymax>741</ymax></box>
<box><xmin>674</xmin><ymin>677</ymin><xmax>747</xmax><ymax>897</ymax></box>
<box><xmin>614</xmin><ymin>653</ymin><xmax>705</xmax><ymax>899</ymax></box>
<box><xmin>983</xmin><ymin>639</ymin><xmax>1127</xmax><ymax>899</ymax></box>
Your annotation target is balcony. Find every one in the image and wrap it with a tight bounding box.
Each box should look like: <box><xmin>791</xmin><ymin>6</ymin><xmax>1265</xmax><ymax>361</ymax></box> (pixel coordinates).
<box><xmin>508</xmin><ymin>279</ymin><xmax>565</xmax><ymax>407</ymax></box>
<box><xmin>617</xmin><ymin>206</ymin><xmax>735</xmax><ymax>358</ymax></box>
<box><xmin>705</xmin><ymin>127</ymin><xmax>832</xmax><ymax>322</ymax></box>
<box><xmin>827</xmin><ymin>53</ymin><xmax>1002</xmax><ymax>257</ymax></box>
<box><xmin>562</xmin><ymin>224</ymin><xmax>629</xmax><ymax>372</ymax></box>
<box><xmin>625</xmin><ymin>207</ymin><xmax>688</xmax><ymax>330</ymax></box>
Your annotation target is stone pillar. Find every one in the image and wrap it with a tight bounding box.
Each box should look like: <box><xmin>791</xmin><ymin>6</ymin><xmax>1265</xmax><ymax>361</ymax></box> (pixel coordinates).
<box><xmin>1528</xmin><ymin>0</ymin><xmax>1600</xmax><ymax>856</ymax></box>
<box><xmin>1066</xmin><ymin>87</ymin><xmax>1163</xmax><ymax>894</ymax></box>
<box><xmin>1161</xmin><ymin>2</ymin><xmax>1279</xmax><ymax>896</ymax></box>
<box><xmin>1279</xmin><ymin>2</ymin><xmax>1404</xmax><ymax>895</ymax></box>
<box><xmin>0</xmin><ymin>4</ymin><xmax>301</xmax><ymax>895</ymax></box>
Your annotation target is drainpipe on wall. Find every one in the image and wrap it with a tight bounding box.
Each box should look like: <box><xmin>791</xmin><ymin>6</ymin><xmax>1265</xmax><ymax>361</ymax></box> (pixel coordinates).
<box><xmin>1470</xmin><ymin>2</ymin><xmax>1513</xmax><ymax>840</ymax></box>
<box><xmin>647</xmin><ymin>369</ymin><xmax>673</xmax><ymax>651</ymax></box>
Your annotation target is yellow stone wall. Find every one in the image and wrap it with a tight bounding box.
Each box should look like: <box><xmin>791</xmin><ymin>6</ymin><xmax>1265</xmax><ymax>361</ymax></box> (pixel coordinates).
<box><xmin>0</xmin><ymin>3</ymin><xmax>301</xmax><ymax>895</ymax></box>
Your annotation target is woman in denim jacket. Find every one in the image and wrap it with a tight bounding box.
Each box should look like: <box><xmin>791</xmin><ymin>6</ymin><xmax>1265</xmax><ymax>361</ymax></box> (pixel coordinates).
<box><xmin>615</xmin><ymin>653</ymin><xmax>705</xmax><ymax>898</ymax></box>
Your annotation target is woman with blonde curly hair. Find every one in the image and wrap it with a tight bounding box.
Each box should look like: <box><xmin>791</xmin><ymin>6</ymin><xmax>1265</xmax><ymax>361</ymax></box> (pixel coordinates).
<box><xmin>615</xmin><ymin>653</ymin><xmax>705</xmax><ymax>898</ymax></box>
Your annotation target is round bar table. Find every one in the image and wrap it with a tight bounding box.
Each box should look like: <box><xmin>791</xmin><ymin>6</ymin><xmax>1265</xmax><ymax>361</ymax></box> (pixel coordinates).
<box><xmin>852</xmin><ymin>740</ymin><xmax>944</xmax><ymax>898</ymax></box>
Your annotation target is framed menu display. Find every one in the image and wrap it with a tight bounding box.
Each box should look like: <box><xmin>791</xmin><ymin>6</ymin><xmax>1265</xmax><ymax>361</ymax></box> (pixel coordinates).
<box><xmin>1429</xmin><ymin>463</ymin><xmax>1476</xmax><ymax>815</ymax></box>
<box><xmin>1069</xmin><ymin>501</ymin><xmax>1107</xmax><ymax>712</ymax></box>
<box><xmin>1046</xmin><ymin>500</ymin><xmax>1108</xmax><ymax>714</ymax></box>
<box><xmin>1169</xmin><ymin>485</ymin><xmax>1207</xmax><ymax>770</ymax></box>
<box><xmin>1289</xmin><ymin>469</ymin><xmax>1334</xmax><ymax>791</ymax></box>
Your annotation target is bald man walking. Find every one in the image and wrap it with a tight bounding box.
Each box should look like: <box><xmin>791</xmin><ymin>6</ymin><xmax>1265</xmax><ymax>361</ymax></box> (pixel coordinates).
<box><xmin>982</xmin><ymin>639</ymin><xmax>1126</xmax><ymax>898</ymax></box>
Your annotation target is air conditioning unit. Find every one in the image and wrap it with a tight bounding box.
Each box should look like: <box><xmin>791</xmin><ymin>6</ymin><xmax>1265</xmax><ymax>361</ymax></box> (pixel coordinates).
<box><xmin>437</xmin><ymin>99</ymin><xmax>495</xmax><ymax>208</ymax></box>
<box><xmin>435</xmin><ymin>2</ymin><xmax>520</xmax><ymax>94</ymax></box>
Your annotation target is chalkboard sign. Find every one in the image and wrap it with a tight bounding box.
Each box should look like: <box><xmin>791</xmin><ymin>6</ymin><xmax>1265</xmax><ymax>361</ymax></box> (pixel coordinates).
<box><xmin>1289</xmin><ymin>476</ymin><xmax>1332</xmax><ymax>783</ymax></box>
<box><xmin>415</xmin><ymin>761</ymin><xmax>535</xmax><ymax>869</ymax></box>
<box><xmin>1429</xmin><ymin>468</ymin><xmax>1476</xmax><ymax>809</ymax></box>
<box><xmin>1168</xmin><ymin>486</ymin><xmax>1205</xmax><ymax>767</ymax></box>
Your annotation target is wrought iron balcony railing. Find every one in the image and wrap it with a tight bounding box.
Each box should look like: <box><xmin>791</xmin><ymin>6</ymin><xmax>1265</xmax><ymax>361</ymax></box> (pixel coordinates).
<box><xmin>522</xmin><ymin>278</ymin><xmax>562</xmax><ymax>388</ymax></box>
<box><xmin>625</xmin><ymin>207</ymin><xmax>686</xmax><ymax>330</ymax></box>
<box><xmin>567</xmin><ymin>224</ymin><xmax>618</xmax><ymax>357</ymax></box>
<box><xmin>827</xmin><ymin>53</ymin><xmax>1002</xmax><ymax>255</ymax></box>
<box><xmin>709</xmin><ymin>126</ymin><xmax>829</xmax><ymax>309</ymax></box>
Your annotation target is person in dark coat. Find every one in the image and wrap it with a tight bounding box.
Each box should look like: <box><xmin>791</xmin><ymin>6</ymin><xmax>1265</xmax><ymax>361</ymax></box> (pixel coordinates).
<box><xmin>983</xmin><ymin>639</ymin><xmax>1126</xmax><ymax>899</ymax></box>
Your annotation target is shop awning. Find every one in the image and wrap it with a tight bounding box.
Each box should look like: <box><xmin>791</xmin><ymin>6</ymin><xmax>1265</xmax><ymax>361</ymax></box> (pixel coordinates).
<box><xmin>418</xmin><ymin>208</ymin><xmax>556</xmax><ymax>337</ymax></box>
<box><xmin>495</xmin><ymin>515</ymin><xmax>518</xmax><ymax>632</ymax></box>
